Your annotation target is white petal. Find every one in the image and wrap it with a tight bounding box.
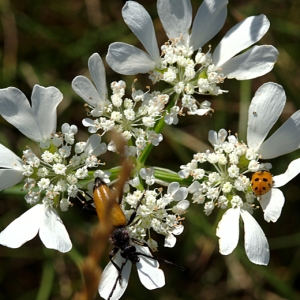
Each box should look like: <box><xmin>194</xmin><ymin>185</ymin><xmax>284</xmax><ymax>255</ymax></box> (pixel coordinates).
<box><xmin>0</xmin><ymin>85</ymin><xmax>62</xmax><ymax>142</ymax></box>
<box><xmin>88</xmin><ymin>53</ymin><xmax>108</xmax><ymax>102</ymax></box>
<box><xmin>85</xmin><ymin>134</ymin><xmax>101</xmax><ymax>154</ymax></box>
<box><xmin>106</xmin><ymin>43</ymin><xmax>157</xmax><ymax>75</ymax></box>
<box><xmin>0</xmin><ymin>204</ymin><xmax>43</xmax><ymax>248</ymax></box>
<box><xmin>122</xmin><ymin>2</ymin><xmax>160</xmax><ymax>62</ymax></box>
<box><xmin>0</xmin><ymin>169</ymin><xmax>24</xmax><ymax>190</ymax></box>
<box><xmin>176</xmin><ymin>200</ymin><xmax>190</xmax><ymax>213</ymax></box>
<box><xmin>273</xmin><ymin>158</ymin><xmax>300</xmax><ymax>187</ymax></box>
<box><xmin>213</xmin><ymin>15</ymin><xmax>270</xmax><ymax>66</ymax></box>
<box><xmin>172</xmin><ymin>224</ymin><xmax>184</xmax><ymax>235</ymax></box>
<box><xmin>72</xmin><ymin>75</ymin><xmax>102</xmax><ymax>107</ymax></box>
<box><xmin>99</xmin><ymin>251</ymin><xmax>132</xmax><ymax>300</ymax></box>
<box><xmin>164</xmin><ymin>233</ymin><xmax>176</xmax><ymax>248</ymax></box>
<box><xmin>167</xmin><ymin>182</ymin><xmax>180</xmax><ymax>194</ymax></box>
<box><xmin>240</xmin><ymin>210</ymin><xmax>270</xmax><ymax>265</ymax></box>
<box><xmin>39</xmin><ymin>207</ymin><xmax>72</xmax><ymax>252</ymax></box>
<box><xmin>208</xmin><ymin>129</ymin><xmax>227</xmax><ymax>146</ymax></box>
<box><xmin>82</xmin><ymin>118</ymin><xmax>95</xmax><ymax>127</ymax></box>
<box><xmin>188</xmin><ymin>181</ymin><xmax>201</xmax><ymax>193</ymax></box>
<box><xmin>220</xmin><ymin>45</ymin><xmax>278</xmax><ymax>79</ymax></box>
<box><xmin>208</xmin><ymin>130</ymin><xmax>218</xmax><ymax>146</ymax></box>
<box><xmin>0</xmin><ymin>144</ymin><xmax>24</xmax><ymax>189</ymax></box>
<box><xmin>216</xmin><ymin>208</ymin><xmax>240</xmax><ymax>255</ymax></box>
<box><xmin>259</xmin><ymin>110</ymin><xmax>300</xmax><ymax>159</ymax></box>
<box><xmin>85</xmin><ymin>134</ymin><xmax>107</xmax><ymax>156</ymax></box>
<box><xmin>260</xmin><ymin>188</ymin><xmax>284</xmax><ymax>223</ymax></box>
<box><xmin>136</xmin><ymin>245</ymin><xmax>165</xmax><ymax>290</ymax></box>
<box><xmin>157</xmin><ymin>0</ymin><xmax>192</xmax><ymax>43</ymax></box>
<box><xmin>247</xmin><ymin>83</ymin><xmax>286</xmax><ymax>151</ymax></box>
<box><xmin>173</xmin><ymin>187</ymin><xmax>188</xmax><ymax>201</ymax></box>
<box><xmin>190</xmin><ymin>0</ymin><xmax>228</xmax><ymax>50</ymax></box>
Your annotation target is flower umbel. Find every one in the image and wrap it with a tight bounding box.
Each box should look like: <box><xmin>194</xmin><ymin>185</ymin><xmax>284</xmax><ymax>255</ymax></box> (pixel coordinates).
<box><xmin>180</xmin><ymin>82</ymin><xmax>300</xmax><ymax>265</ymax></box>
<box><xmin>0</xmin><ymin>85</ymin><xmax>107</xmax><ymax>251</ymax></box>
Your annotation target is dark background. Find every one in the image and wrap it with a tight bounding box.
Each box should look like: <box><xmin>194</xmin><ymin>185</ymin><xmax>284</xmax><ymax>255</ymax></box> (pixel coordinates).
<box><xmin>1</xmin><ymin>0</ymin><xmax>300</xmax><ymax>299</ymax></box>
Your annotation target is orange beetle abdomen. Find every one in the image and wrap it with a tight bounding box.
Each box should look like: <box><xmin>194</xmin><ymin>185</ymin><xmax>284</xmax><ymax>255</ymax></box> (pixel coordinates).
<box><xmin>93</xmin><ymin>177</ymin><xmax>127</xmax><ymax>227</ymax></box>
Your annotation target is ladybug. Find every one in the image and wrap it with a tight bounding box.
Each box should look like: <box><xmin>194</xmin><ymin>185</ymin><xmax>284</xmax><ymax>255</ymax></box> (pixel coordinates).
<box><xmin>251</xmin><ymin>171</ymin><xmax>273</xmax><ymax>196</ymax></box>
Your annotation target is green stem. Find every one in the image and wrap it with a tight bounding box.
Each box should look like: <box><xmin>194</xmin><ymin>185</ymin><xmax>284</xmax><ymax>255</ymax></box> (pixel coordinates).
<box><xmin>36</xmin><ymin>256</ymin><xmax>55</xmax><ymax>300</ymax></box>
<box><xmin>153</xmin><ymin>167</ymin><xmax>192</xmax><ymax>185</ymax></box>
<box><xmin>238</xmin><ymin>80</ymin><xmax>251</xmax><ymax>141</ymax></box>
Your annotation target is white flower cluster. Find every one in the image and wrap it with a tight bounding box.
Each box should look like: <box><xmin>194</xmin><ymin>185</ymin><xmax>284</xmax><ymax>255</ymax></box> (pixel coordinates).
<box><xmin>179</xmin><ymin>129</ymin><xmax>263</xmax><ymax>216</ymax></box>
<box><xmin>150</xmin><ymin>41</ymin><xmax>226</xmax><ymax>97</ymax></box>
<box><xmin>72</xmin><ymin>53</ymin><xmax>165</xmax><ymax>157</ymax></box>
<box><xmin>122</xmin><ymin>182</ymin><xmax>189</xmax><ymax>250</ymax></box>
<box><xmin>107</xmin><ymin>1</ymin><xmax>278</xmax><ymax>102</ymax></box>
<box><xmin>22</xmin><ymin>124</ymin><xmax>107</xmax><ymax>211</ymax></box>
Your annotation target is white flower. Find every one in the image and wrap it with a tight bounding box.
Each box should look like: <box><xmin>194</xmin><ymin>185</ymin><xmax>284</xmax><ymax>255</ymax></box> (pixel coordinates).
<box><xmin>247</xmin><ymin>83</ymin><xmax>300</xmax><ymax>159</ymax></box>
<box><xmin>140</xmin><ymin>167</ymin><xmax>156</xmax><ymax>185</ymax></box>
<box><xmin>0</xmin><ymin>85</ymin><xmax>62</xmax><ymax>189</ymax></box>
<box><xmin>0</xmin><ymin>204</ymin><xmax>72</xmax><ymax>252</ymax></box>
<box><xmin>183</xmin><ymin>82</ymin><xmax>300</xmax><ymax>265</ymax></box>
<box><xmin>0</xmin><ymin>144</ymin><xmax>24</xmax><ymax>190</ymax></box>
<box><xmin>107</xmin><ymin>0</ymin><xmax>228</xmax><ymax>75</ymax></box>
<box><xmin>216</xmin><ymin>207</ymin><xmax>269</xmax><ymax>265</ymax></box>
<box><xmin>246</xmin><ymin>82</ymin><xmax>300</xmax><ymax>222</ymax></box>
<box><xmin>260</xmin><ymin>158</ymin><xmax>300</xmax><ymax>222</ymax></box>
<box><xmin>211</xmin><ymin>15</ymin><xmax>278</xmax><ymax>80</ymax></box>
<box><xmin>164</xmin><ymin>225</ymin><xmax>184</xmax><ymax>248</ymax></box>
<box><xmin>106</xmin><ymin>1</ymin><xmax>278</xmax><ymax>82</ymax></box>
<box><xmin>0</xmin><ymin>84</ymin><xmax>62</xmax><ymax>144</ymax></box>
<box><xmin>72</xmin><ymin>53</ymin><xmax>108</xmax><ymax>114</ymax></box>
<box><xmin>72</xmin><ymin>53</ymin><xmax>166</xmax><ymax>156</ymax></box>
<box><xmin>98</xmin><ymin>245</ymin><xmax>165</xmax><ymax>300</ymax></box>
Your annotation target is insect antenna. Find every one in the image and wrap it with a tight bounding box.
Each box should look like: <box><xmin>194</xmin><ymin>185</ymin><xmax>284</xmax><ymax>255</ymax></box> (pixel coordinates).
<box><xmin>135</xmin><ymin>251</ymin><xmax>185</xmax><ymax>271</ymax></box>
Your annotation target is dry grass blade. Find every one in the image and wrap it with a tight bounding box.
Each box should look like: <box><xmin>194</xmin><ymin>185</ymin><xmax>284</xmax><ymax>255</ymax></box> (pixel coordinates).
<box><xmin>72</xmin><ymin>133</ymin><xmax>133</xmax><ymax>300</ymax></box>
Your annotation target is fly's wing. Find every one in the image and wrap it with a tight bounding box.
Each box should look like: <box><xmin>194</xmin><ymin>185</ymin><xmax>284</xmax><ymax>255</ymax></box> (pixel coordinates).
<box><xmin>136</xmin><ymin>245</ymin><xmax>165</xmax><ymax>289</ymax></box>
<box><xmin>98</xmin><ymin>251</ymin><xmax>132</xmax><ymax>300</ymax></box>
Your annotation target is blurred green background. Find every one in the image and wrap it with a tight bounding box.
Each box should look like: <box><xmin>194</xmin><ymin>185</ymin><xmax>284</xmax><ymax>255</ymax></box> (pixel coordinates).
<box><xmin>1</xmin><ymin>0</ymin><xmax>300</xmax><ymax>299</ymax></box>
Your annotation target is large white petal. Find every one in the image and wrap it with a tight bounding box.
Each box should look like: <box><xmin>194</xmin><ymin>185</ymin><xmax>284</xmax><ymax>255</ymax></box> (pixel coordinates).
<box><xmin>273</xmin><ymin>158</ymin><xmax>300</xmax><ymax>187</ymax></box>
<box><xmin>247</xmin><ymin>83</ymin><xmax>286</xmax><ymax>151</ymax></box>
<box><xmin>260</xmin><ymin>188</ymin><xmax>284</xmax><ymax>223</ymax></box>
<box><xmin>220</xmin><ymin>45</ymin><xmax>278</xmax><ymax>79</ymax></box>
<box><xmin>213</xmin><ymin>15</ymin><xmax>270</xmax><ymax>66</ymax></box>
<box><xmin>259</xmin><ymin>110</ymin><xmax>300</xmax><ymax>159</ymax></box>
<box><xmin>136</xmin><ymin>245</ymin><xmax>165</xmax><ymax>290</ymax></box>
<box><xmin>0</xmin><ymin>144</ymin><xmax>24</xmax><ymax>189</ymax></box>
<box><xmin>88</xmin><ymin>53</ymin><xmax>108</xmax><ymax>103</ymax></box>
<box><xmin>157</xmin><ymin>0</ymin><xmax>192</xmax><ymax>44</ymax></box>
<box><xmin>240</xmin><ymin>210</ymin><xmax>270</xmax><ymax>265</ymax></box>
<box><xmin>0</xmin><ymin>169</ymin><xmax>24</xmax><ymax>190</ymax></box>
<box><xmin>99</xmin><ymin>251</ymin><xmax>132</xmax><ymax>300</ymax></box>
<box><xmin>72</xmin><ymin>76</ymin><xmax>101</xmax><ymax>107</ymax></box>
<box><xmin>39</xmin><ymin>207</ymin><xmax>72</xmax><ymax>252</ymax></box>
<box><xmin>122</xmin><ymin>1</ymin><xmax>160</xmax><ymax>62</ymax></box>
<box><xmin>190</xmin><ymin>0</ymin><xmax>228</xmax><ymax>50</ymax></box>
<box><xmin>106</xmin><ymin>43</ymin><xmax>157</xmax><ymax>75</ymax></box>
<box><xmin>0</xmin><ymin>204</ymin><xmax>43</xmax><ymax>248</ymax></box>
<box><xmin>216</xmin><ymin>208</ymin><xmax>240</xmax><ymax>255</ymax></box>
<box><xmin>0</xmin><ymin>85</ymin><xmax>62</xmax><ymax>142</ymax></box>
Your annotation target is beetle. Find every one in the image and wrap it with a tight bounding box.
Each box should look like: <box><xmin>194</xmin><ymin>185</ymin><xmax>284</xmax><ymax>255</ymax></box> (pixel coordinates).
<box><xmin>251</xmin><ymin>171</ymin><xmax>273</xmax><ymax>196</ymax></box>
<box><xmin>92</xmin><ymin>177</ymin><xmax>184</xmax><ymax>300</ymax></box>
